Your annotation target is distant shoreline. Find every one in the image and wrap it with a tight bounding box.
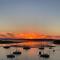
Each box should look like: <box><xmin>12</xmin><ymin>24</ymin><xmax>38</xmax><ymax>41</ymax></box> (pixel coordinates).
<box><xmin>0</xmin><ymin>38</ymin><xmax>60</xmax><ymax>44</ymax></box>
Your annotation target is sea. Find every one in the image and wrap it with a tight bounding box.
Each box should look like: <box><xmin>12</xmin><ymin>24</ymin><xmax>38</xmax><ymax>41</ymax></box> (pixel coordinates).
<box><xmin>0</xmin><ymin>41</ymin><xmax>60</xmax><ymax>60</ymax></box>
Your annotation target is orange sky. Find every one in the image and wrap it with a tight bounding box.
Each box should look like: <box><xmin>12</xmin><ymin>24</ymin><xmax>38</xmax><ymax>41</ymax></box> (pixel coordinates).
<box><xmin>0</xmin><ymin>32</ymin><xmax>60</xmax><ymax>39</ymax></box>
<box><xmin>0</xmin><ymin>32</ymin><xmax>47</xmax><ymax>39</ymax></box>
<box><xmin>16</xmin><ymin>33</ymin><xmax>48</xmax><ymax>39</ymax></box>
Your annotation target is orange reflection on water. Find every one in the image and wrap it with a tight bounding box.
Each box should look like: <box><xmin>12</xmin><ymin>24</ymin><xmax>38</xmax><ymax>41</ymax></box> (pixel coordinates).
<box><xmin>0</xmin><ymin>41</ymin><xmax>48</xmax><ymax>48</ymax></box>
<box><xmin>19</xmin><ymin>41</ymin><xmax>48</xmax><ymax>47</ymax></box>
<box><xmin>27</xmin><ymin>48</ymin><xmax>38</xmax><ymax>57</ymax></box>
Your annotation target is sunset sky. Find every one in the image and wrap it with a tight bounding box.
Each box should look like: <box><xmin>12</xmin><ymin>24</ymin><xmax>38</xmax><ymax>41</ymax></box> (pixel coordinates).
<box><xmin>0</xmin><ymin>0</ymin><xmax>60</xmax><ymax>38</ymax></box>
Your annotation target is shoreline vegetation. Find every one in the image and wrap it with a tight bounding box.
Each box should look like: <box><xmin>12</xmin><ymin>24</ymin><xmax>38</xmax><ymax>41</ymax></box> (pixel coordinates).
<box><xmin>0</xmin><ymin>38</ymin><xmax>60</xmax><ymax>44</ymax></box>
<box><xmin>0</xmin><ymin>40</ymin><xmax>20</xmax><ymax>44</ymax></box>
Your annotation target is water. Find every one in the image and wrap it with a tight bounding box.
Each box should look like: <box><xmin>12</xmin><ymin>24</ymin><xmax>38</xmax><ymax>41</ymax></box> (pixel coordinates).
<box><xmin>0</xmin><ymin>41</ymin><xmax>60</xmax><ymax>60</ymax></box>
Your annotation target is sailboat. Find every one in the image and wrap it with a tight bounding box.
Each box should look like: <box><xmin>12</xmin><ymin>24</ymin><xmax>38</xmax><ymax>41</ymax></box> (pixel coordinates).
<box><xmin>39</xmin><ymin>40</ymin><xmax>50</xmax><ymax>58</ymax></box>
<box><xmin>6</xmin><ymin>47</ymin><xmax>15</xmax><ymax>58</ymax></box>
<box><xmin>13</xmin><ymin>43</ymin><xmax>22</xmax><ymax>55</ymax></box>
<box><xmin>39</xmin><ymin>40</ymin><xmax>45</xmax><ymax>50</ymax></box>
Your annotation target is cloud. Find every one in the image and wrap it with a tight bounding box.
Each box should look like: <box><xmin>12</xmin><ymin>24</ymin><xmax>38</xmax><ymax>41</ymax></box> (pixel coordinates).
<box><xmin>0</xmin><ymin>34</ymin><xmax>7</xmax><ymax>37</ymax></box>
<box><xmin>6</xmin><ymin>33</ymin><xmax>15</xmax><ymax>37</ymax></box>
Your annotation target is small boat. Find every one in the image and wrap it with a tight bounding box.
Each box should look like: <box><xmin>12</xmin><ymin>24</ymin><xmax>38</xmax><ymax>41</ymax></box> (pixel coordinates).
<box><xmin>23</xmin><ymin>47</ymin><xmax>30</xmax><ymax>50</ymax></box>
<box><xmin>13</xmin><ymin>51</ymin><xmax>21</xmax><ymax>55</ymax></box>
<box><xmin>40</xmin><ymin>54</ymin><xmax>50</xmax><ymax>58</ymax></box>
<box><xmin>39</xmin><ymin>47</ymin><xmax>44</xmax><ymax>50</ymax></box>
<box><xmin>39</xmin><ymin>51</ymin><xmax>41</xmax><ymax>55</ymax></box>
<box><xmin>3</xmin><ymin>46</ymin><xmax>10</xmax><ymax>49</ymax></box>
<box><xmin>7</xmin><ymin>54</ymin><xmax>15</xmax><ymax>58</ymax></box>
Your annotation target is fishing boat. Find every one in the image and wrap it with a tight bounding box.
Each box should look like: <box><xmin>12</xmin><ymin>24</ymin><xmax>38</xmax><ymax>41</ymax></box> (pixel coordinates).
<box><xmin>3</xmin><ymin>46</ymin><xmax>10</xmax><ymax>49</ymax></box>
<box><xmin>13</xmin><ymin>51</ymin><xmax>21</xmax><ymax>55</ymax></box>
<box><xmin>7</xmin><ymin>54</ymin><xmax>15</xmax><ymax>58</ymax></box>
<box><xmin>40</xmin><ymin>54</ymin><xmax>50</xmax><ymax>58</ymax></box>
<box><xmin>23</xmin><ymin>46</ymin><xmax>30</xmax><ymax>50</ymax></box>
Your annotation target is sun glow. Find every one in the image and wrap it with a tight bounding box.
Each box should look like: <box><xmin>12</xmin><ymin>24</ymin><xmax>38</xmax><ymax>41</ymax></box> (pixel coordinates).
<box><xmin>18</xmin><ymin>33</ymin><xmax>47</xmax><ymax>39</ymax></box>
<box><xmin>0</xmin><ymin>32</ymin><xmax>48</xmax><ymax>39</ymax></box>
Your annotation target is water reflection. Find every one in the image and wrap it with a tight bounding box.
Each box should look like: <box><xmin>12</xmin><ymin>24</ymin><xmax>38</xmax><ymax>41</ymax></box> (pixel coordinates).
<box><xmin>0</xmin><ymin>41</ymin><xmax>60</xmax><ymax>60</ymax></box>
<box><xmin>0</xmin><ymin>41</ymin><xmax>49</xmax><ymax>48</ymax></box>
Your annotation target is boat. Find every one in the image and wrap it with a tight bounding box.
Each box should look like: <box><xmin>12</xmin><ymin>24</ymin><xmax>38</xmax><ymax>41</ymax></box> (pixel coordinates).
<box><xmin>3</xmin><ymin>46</ymin><xmax>10</xmax><ymax>49</ymax></box>
<box><xmin>39</xmin><ymin>51</ymin><xmax>41</xmax><ymax>55</ymax></box>
<box><xmin>39</xmin><ymin>47</ymin><xmax>44</xmax><ymax>50</ymax></box>
<box><xmin>23</xmin><ymin>47</ymin><xmax>30</xmax><ymax>50</ymax></box>
<box><xmin>40</xmin><ymin>54</ymin><xmax>50</xmax><ymax>58</ymax></box>
<box><xmin>7</xmin><ymin>54</ymin><xmax>15</xmax><ymax>58</ymax></box>
<box><xmin>13</xmin><ymin>51</ymin><xmax>21</xmax><ymax>55</ymax></box>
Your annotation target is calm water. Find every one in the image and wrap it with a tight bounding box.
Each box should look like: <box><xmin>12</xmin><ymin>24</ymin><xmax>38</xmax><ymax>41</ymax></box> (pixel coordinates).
<box><xmin>0</xmin><ymin>41</ymin><xmax>60</xmax><ymax>60</ymax></box>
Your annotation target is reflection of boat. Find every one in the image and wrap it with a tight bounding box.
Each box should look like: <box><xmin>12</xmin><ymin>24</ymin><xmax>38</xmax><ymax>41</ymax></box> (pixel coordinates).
<box><xmin>7</xmin><ymin>54</ymin><xmax>15</xmax><ymax>58</ymax></box>
<box><xmin>47</xmin><ymin>42</ymin><xmax>56</xmax><ymax>47</ymax></box>
<box><xmin>48</xmin><ymin>45</ymin><xmax>56</xmax><ymax>49</ymax></box>
<box><xmin>40</xmin><ymin>54</ymin><xmax>50</xmax><ymax>58</ymax></box>
<box><xmin>13</xmin><ymin>51</ymin><xmax>21</xmax><ymax>55</ymax></box>
<box><xmin>53</xmin><ymin>50</ymin><xmax>55</xmax><ymax>52</ymax></box>
<box><xmin>48</xmin><ymin>45</ymin><xmax>56</xmax><ymax>47</ymax></box>
<box><xmin>39</xmin><ymin>40</ymin><xmax>45</xmax><ymax>50</ymax></box>
<box><xmin>3</xmin><ymin>46</ymin><xmax>10</xmax><ymax>49</ymax></box>
<box><xmin>23</xmin><ymin>47</ymin><xmax>30</xmax><ymax>50</ymax></box>
<box><xmin>49</xmin><ymin>47</ymin><xmax>52</xmax><ymax>49</ymax></box>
